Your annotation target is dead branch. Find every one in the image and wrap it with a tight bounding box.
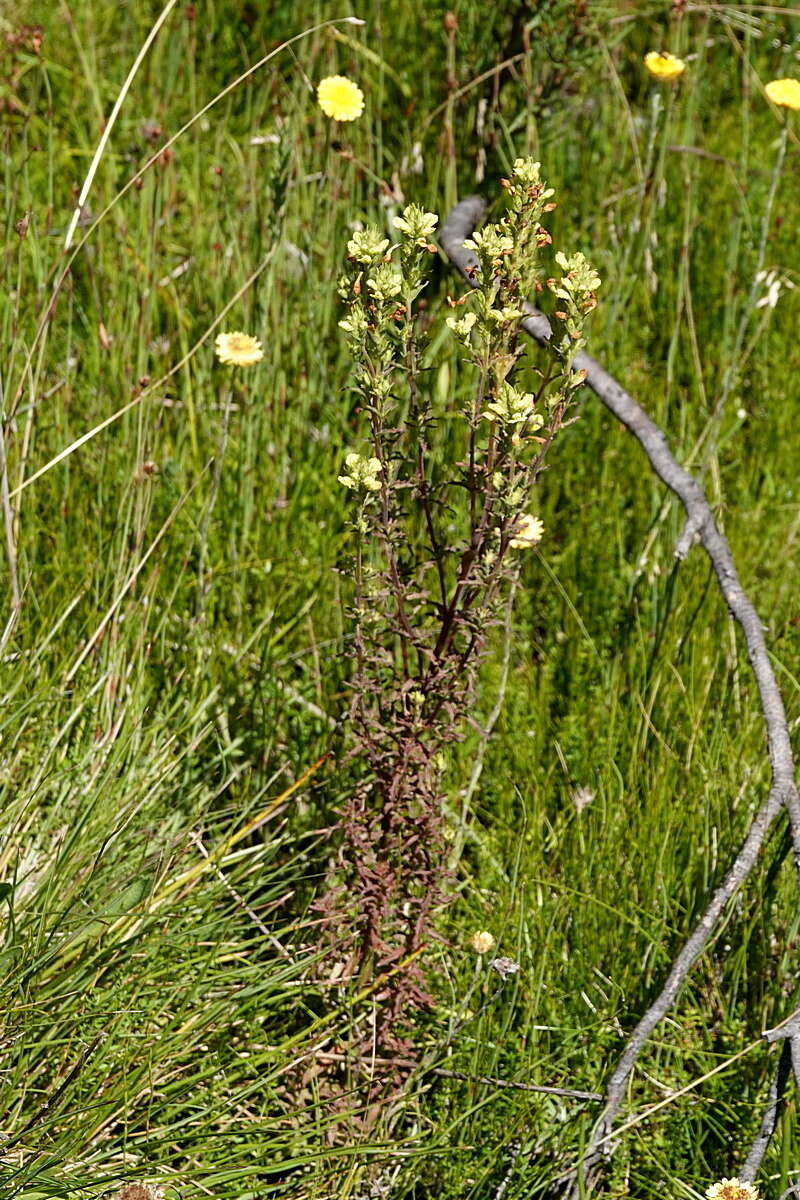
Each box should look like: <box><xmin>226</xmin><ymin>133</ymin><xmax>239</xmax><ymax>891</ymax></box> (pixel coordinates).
<box><xmin>762</xmin><ymin>1016</ymin><xmax>800</xmax><ymax>1092</ymax></box>
<box><xmin>741</xmin><ymin>1040</ymin><xmax>793</xmax><ymax>1181</ymax></box>
<box><xmin>440</xmin><ymin>195</ymin><xmax>800</xmax><ymax>1188</ymax></box>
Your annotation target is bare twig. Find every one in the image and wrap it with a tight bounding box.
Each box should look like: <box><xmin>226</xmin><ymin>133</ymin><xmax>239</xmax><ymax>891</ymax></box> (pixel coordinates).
<box><xmin>742</xmin><ymin>1008</ymin><xmax>800</xmax><ymax>1178</ymax></box>
<box><xmin>440</xmin><ymin>196</ymin><xmax>800</xmax><ymax>1187</ymax></box>
<box><xmin>762</xmin><ymin>1015</ymin><xmax>800</xmax><ymax>1092</ymax></box>
<box><xmin>741</xmin><ymin>1040</ymin><xmax>793</xmax><ymax>1181</ymax></box>
<box><xmin>762</xmin><ymin>1016</ymin><xmax>800</xmax><ymax>1044</ymax></box>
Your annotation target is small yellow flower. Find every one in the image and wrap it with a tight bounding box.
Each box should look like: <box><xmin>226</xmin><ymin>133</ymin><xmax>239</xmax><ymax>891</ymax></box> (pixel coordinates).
<box><xmin>338</xmin><ymin>452</ymin><xmax>382</xmax><ymax>493</ymax></box>
<box><xmin>644</xmin><ymin>51</ymin><xmax>686</xmax><ymax>81</ymax></box>
<box><xmin>765</xmin><ymin>78</ymin><xmax>800</xmax><ymax>111</ymax></box>
<box><xmin>706</xmin><ymin>1179</ymin><xmax>759</xmax><ymax>1200</ymax></box>
<box><xmin>509</xmin><ymin>514</ymin><xmax>544</xmax><ymax>549</ymax></box>
<box><xmin>317</xmin><ymin>75</ymin><xmax>365</xmax><ymax>122</ymax></box>
<box><xmin>214</xmin><ymin>331</ymin><xmax>263</xmax><ymax>367</ymax></box>
<box><xmin>471</xmin><ymin>931</ymin><xmax>496</xmax><ymax>955</ymax></box>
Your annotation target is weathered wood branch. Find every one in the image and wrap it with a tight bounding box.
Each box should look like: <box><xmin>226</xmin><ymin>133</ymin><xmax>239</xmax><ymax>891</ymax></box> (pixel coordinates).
<box><xmin>440</xmin><ymin>195</ymin><xmax>800</xmax><ymax>1187</ymax></box>
<box><xmin>741</xmin><ymin>1039</ymin><xmax>793</xmax><ymax>1181</ymax></box>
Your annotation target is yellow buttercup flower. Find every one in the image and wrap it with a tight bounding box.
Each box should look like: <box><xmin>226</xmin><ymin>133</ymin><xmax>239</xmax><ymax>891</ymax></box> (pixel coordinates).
<box><xmin>765</xmin><ymin>78</ymin><xmax>800</xmax><ymax>110</ymax></box>
<box><xmin>317</xmin><ymin>75</ymin><xmax>365</xmax><ymax>122</ymax></box>
<box><xmin>214</xmin><ymin>331</ymin><xmax>263</xmax><ymax>367</ymax></box>
<box><xmin>644</xmin><ymin>51</ymin><xmax>686</xmax><ymax>81</ymax></box>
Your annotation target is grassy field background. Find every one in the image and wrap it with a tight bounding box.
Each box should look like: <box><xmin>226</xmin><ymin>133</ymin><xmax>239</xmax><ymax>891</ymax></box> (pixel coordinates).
<box><xmin>2</xmin><ymin>1</ymin><xmax>800</xmax><ymax>1197</ymax></box>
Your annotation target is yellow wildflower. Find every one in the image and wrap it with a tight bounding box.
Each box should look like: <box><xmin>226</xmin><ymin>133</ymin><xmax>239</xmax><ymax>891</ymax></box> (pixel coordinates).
<box><xmin>317</xmin><ymin>75</ymin><xmax>364</xmax><ymax>122</ymax></box>
<box><xmin>705</xmin><ymin>1181</ymin><xmax>758</xmax><ymax>1200</ymax></box>
<box><xmin>214</xmin><ymin>331</ymin><xmax>263</xmax><ymax>367</ymax></box>
<box><xmin>509</xmin><ymin>515</ymin><xmax>544</xmax><ymax>549</ymax></box>
<box><xmin>765</xmin><ymin>78</ymin><xmax>800</xmax><ymax>110</ymax></box>
<box><xmin>338</xmin><ymin>452</ymin><xmax>382</xmax><ymax>493</ymax></box>
<box><xmin>471</xmin><ymin>931</ymin><xmax>496</xmax><ymax>955</ymax></box>
<box><xmin>644</xmin><ymin>51</ymin><xmax>686</xmax><ymax>81</ymax></box>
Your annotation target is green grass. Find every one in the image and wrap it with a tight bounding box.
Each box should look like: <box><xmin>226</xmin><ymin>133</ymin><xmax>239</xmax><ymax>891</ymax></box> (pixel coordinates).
<box><xmin>2</xmin><ymin>1</ymin><xmax>800</xmax><ymax>1197</ymax></box>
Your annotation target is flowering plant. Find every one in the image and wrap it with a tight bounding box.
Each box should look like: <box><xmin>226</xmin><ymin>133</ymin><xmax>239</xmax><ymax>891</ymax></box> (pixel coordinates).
<box><xmin>317</xmin><ymin>74</ymin><xmax>364</xmax><ymax>122</ymax></box>
<box><xmin>644</xmin><ymin>51</ymin><xmax>686</xmax><ymax>81</ymax></box>
<box><xmin>765</xmin><ymin>77</ymin><xmax>800</xmax><ymax>110</ymax></box>
<box><xmin>329</xmin><ymin>160</ymin><xmax>599</xmax><ymax>1052</ymax></box>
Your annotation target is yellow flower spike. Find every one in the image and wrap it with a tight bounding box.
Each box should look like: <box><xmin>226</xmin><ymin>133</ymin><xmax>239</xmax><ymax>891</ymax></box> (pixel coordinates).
<box><xmin>644</xmin><ymin>51</ymin><xmax>686</xmax><ymax>81</ymax></box>
<box><xmin>317</xmin><ymin>75</ymin><xmax>365</xmax><ymax>122</ymax></box>
<box><xmin>214</xmin><ymin>331</ymin><xmax>263</xmax><ymax>367</ymax></box>
<box><xmin>765</xmin><ymin>78</ymin><xmax>800</xmax><ymax>110</ymax></box>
